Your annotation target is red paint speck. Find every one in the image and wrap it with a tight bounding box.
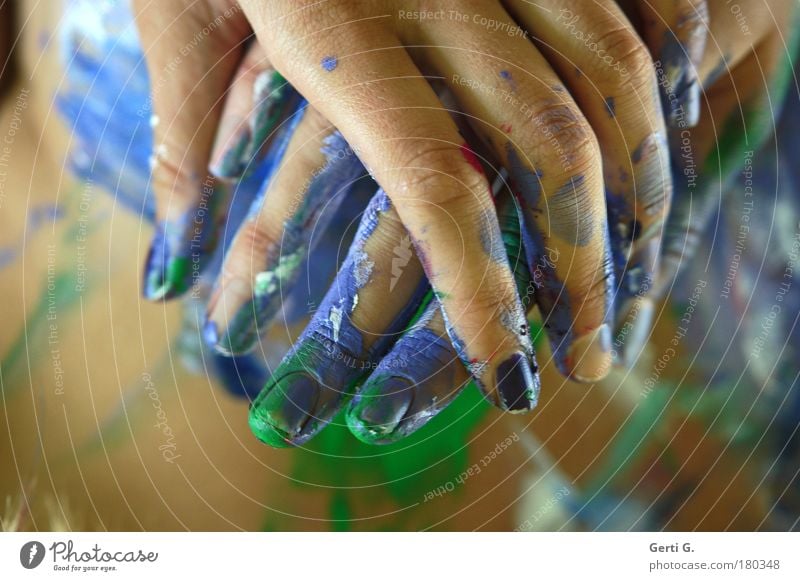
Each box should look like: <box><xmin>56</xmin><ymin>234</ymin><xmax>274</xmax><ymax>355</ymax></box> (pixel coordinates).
<box><xmin>460</xmin><ymin>144</ymin><xmax>484</xmax><ymax>175</ymax></box>
<box><xmin>500</xmin><ymin>123</ymin><xmax>513</xmax><ymax>134</ymax></box>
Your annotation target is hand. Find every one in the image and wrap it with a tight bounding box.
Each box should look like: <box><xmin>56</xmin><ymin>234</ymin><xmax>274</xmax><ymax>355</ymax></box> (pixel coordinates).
<box><xmin>242</xmin><ymin>0</ymin><xmax>800</xmax><ymax>446</ymax></box>
<box><xmin>134</xmin><ymin>0</ymin><xmax>677</xmax><ymax>404</ymax></box>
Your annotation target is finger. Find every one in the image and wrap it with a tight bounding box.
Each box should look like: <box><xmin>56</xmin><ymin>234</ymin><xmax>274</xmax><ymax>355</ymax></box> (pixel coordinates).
<box><xmin>657</xmin><ymin>27</ymin><xmax>799</xmax><ymax>300</ymax></box>
<box><xmin>134</xmin><ymin>1</ymin><xmax>248</xmax><ymax>300</ymax></box>
<box><xmin>638</xmin><ymin>0</ymin><xmax>709</xmax><ymax>127</ymax></box>
<box><xmin>415</xmin><ymin>4</ymin><xmax>613</xmax><ymax>381</ymax></box>
<box><xmin>694</xmin><ymin>0</ymin><xmax>795</xmax><ymax>86</ymax></box>
<box><xmin>611</xmin><ymin>238</ymin><xmax>658</xmax><ymax>368</ymax></box>
<box><xmin>347</xmin><ymin>187</ymin><xmax>539</xmax><ymax>444</ymax></box>
<box><xmin>205</xmin><ymin>106</ymin><xmax>366</xmax><ymax>356</ymax></box>
<box><xmin>249</xmin><ymin>190</ymin><xmax>429</xmax><ymax>447</ymax></box>
<box><xmin>245</xmin><ymin>5</ymin><xmax>539</xmax><ymax>402</ymax></box>
<box><xmin>508</xmin><ymin>0</ymin><xmax>671</xmax><ymax>361</ymax></box>
<box><xmin>209</xmin><ymin>41</ymin><xmax>300</xmax><ymax>179</ymax></box>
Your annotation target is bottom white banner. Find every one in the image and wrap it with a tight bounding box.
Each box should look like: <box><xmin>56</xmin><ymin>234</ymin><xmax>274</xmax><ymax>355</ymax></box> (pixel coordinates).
<box><xmin>1</xmin><ymin>532</ymin><xmax>797</xmax><ymax>579</ymax></box>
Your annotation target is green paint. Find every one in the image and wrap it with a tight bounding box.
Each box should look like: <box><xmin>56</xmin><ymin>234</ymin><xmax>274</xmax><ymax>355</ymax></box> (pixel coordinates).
<box><xmin>287</xmin><ymin>386</ymin><xmax>489</xmax><ymax>529</ymax></box>
<box><xmin>166</xmin><ymin>257</ymin><xmax>190</xmax><ymax>295</ymax></box>
<box><xmin>248</xmin><ymin>71</ymin><xmax>295</xmax><ymax>163</ymax></box>
<box><xmin>253</xmin><ymin>248</ymin><xmax>305</xmax><ymax>297</ymax></box>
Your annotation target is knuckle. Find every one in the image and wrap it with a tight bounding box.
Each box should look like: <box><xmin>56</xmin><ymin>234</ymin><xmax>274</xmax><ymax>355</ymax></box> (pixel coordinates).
<box><xmin>523</xmin><ymin>102</ymin><xmax>599</xmax><ymax>175</ymax></box>
<box><xmin>392</xmin><ymin>144</ymin><xmax>488</xmax><ymax>208</ymax></box>
<box><xmin>232</xmin><ymin>219</ymin><xmax>276</xmax><ymax>262</ymax></box>
<box><xmin>595</xmin><ymin>26</ymin><xmax>654</xmax><ymax>84</ymax></box>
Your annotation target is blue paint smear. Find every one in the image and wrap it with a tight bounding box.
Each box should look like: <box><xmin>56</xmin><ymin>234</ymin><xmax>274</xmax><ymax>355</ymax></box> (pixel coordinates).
<box><xmin>321</xmin><ymin>56</ymin><xmax>338</xmax><ymax>72</ymax></box>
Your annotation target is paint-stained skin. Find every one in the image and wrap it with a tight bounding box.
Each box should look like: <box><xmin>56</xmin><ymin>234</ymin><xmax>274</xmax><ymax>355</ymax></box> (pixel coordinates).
<box><xmin>505</xmin><ymin>143</ymin><xmax>543</xmax><ymax>208</ymax></box>
<box><xmin>479</xmin><ymin>206</ymin><xmax>508</xmax><ymax>264</ymax></box>
<box><xmin>505</xmin><ymin>142</ymin><xmax>592</xmax><ymax>375</ymax></box>
<box><xmin>211</xmin><ymin>69</ymin><xmax>300</xmax><ymax>179</ymax></box>
<box><xmin>249</xmin><ymin>190</ymin><xmax>429</xmax><ymax>447</ymax></box>
<box><xmin>659</xmin><ymin>33</ymin><xmax>700</xmax><ymax>126</ymax></box>
<box><xmin>604</xmin><ymin>128</ymin><xmax>670</xmax><ymax>339</ymax></box>
<box><xmin>548</xmin><ymin>175</ymin><xmax>596</xmax><ymax>247</ymax></box>
<box><xmin>632</xmin><ymin>132</ymin><xmax>670</xmax><ymax>219</ymax></box>
<box><xmin>459</xmin><ymin>143</ymin><xmax>484</xmax><ymax>175</ymax></box>
<box><xmin>205</xmin><ymin>130</ymin><xmax>367</xmax><ymax>355</ymax></box>
<box><xmin>321</xmin><ymin>55</ymin><xmax>338</xmax><ymax>72</ymax></box>
<box><xmin>604</xmin><ymin>97</ymin><xmax>616</xmax><ymax>118</ymax></box>
<box><xmin>142</xmin><ymin>190</ymin><xmax>224</xmax><ymax>301</ymax></box>
<box><xmin>348</xmin><ymin>195</ymin><xmax>540</xmax><ymax>444</ymax></box>
<box><xmin>499</xmin><ymin>69</ymin><xmax>516</xmax><ymax>91</ymax></box>
<box><xmin>347</xmin><ymin>305</ymin><xmax>464</xmax><ymax>443</ymax></box>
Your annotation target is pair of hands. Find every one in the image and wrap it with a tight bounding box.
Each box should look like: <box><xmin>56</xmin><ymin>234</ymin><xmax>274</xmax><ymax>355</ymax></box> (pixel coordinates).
<box><xmin>133</xmin><ymin>0</ymin><xmax>796</xmax><ymax>446</ymax></box>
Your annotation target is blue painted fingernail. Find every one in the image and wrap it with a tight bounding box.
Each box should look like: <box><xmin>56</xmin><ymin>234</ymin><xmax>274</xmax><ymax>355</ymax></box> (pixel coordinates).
<box><xmin>203</xmin><ymin>319</ymin><xmax>219</xmax><ymax>348</ymax></box>
<box><xmin>495</xmin><ymin>352</ymin><xmax>539</xmax><ymax>412</ymax></box>
<box><xmin>347</xmin><ymin>376</ymin><xmax>414</xmax><ymax>443</ymax></box>
<box><xmin>142</xmin><ymin>221</ymin><xmax>193</xmax><ymax>301</ymax></box>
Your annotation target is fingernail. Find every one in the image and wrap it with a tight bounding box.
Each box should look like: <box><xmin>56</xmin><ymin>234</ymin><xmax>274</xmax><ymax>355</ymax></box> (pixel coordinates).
<box><xmin>142</xmin><ymin>223</ymin><xmax>191</xmax><ymax>301</ymax></box>
<box><xmin>495</xmin><ymin>352</ymin><xmax>539</xmax><ymax>413</ymax></box>
<box><xmin>659</xmin><ymin>44</ymin><xmax>700</xmax><ymax>128</ymax></box>
<box><xmin>566</xmin><ymin>324</ymin><xmax>612</xmax><ymax>383</ymax></box>
<box><xmin>249</xmin><ymin>372</ymin><xmax>320</xmax><ymax>447</ymax></box>
<box><xmin>614</xmin><ymin>297</ymin><xmax>655</xmax><ymax>368</ymax></box>
<box><xmin>347</xmin><ymin>377</ymin><xmax>414</xmax><ymax>443</ymax></box>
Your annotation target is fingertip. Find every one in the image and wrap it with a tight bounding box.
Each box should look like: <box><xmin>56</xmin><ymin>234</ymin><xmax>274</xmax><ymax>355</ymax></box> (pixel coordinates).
<box><xmin>346</xmin><ymin>376</ymin><xmax>414</xmax><ymax>445</ymax></box>
<box><xmin>494</xmin><ymin>352</ymin><xmax>540</xmax><ymax>413</ymax></box>
<box><xmin>249</xmin><ymin>372</ymin><xmax>321</xmax><ymax>447</ymax></box>
<box><xmin>142</xmin><ymin>228</ymin><xmax>192</xmax><ymax>301</ymax></box>
<box><xmin>564</xmin><ymin>324</ymin><xmax>613</xmax><ymax>383</ymax></box>
<box><xmin>613</xmin><ymin>296</ymin><xmax>655</xmax><ymax>369</ymax></box>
